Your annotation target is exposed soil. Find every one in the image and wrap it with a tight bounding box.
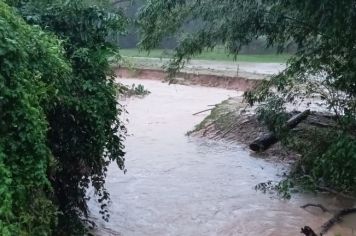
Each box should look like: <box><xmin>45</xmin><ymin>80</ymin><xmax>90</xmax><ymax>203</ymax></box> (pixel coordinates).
<box><xmin>188</xmin><ymin>97</ymin><xmax>299</xmax><ymax>162</ymax></box>
<box><xmin>115</xmin><ymin>67</ymin><xmax>259</xmax><ymax>92</ymax></box>
<box><xmin>114</xmin><ymin>57</ymin><xmax>286</xmax><ymax>91</ymax></box>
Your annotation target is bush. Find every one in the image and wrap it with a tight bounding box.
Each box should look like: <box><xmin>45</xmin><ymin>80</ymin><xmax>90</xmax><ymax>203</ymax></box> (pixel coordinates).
<box><xmin>256</xmin><ymin>97</ymin><xmax>356</xmax><ymax>195</ymax></box>
<box><xmin>122</xmin><ymin>83</ymin><xmax>151</xmax><ymax>97</ymax></box>
<box><xmin>16</xmin><ymin>1</ymin><xmax>128</xmax><ymax>234</ymax></box>
<box><xmin>314</xmin><ymin>135</ymin><xmax>356</xmax><ymax>192</ymax></box>
<box><xmin>0</xmin><ymin>2</ymin><xmax>69</xmax><ymax>234</ymax></box>
<box><xmin>1</xmin><ymin>1</ymin><xmax>127</xmax><ymax>234</ymax></box>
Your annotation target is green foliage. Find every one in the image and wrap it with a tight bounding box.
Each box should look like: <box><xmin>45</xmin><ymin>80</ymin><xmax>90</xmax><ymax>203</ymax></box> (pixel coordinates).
<box><xmin>1</xmin><ymin>0</ymin><xmax>127</xmax><ymax>234</ymax></box>
<box><xmin>314</xmin><ymin>135</ymin><xmax>356</xmax><ymax>192</ymax></box>
<box><xmin>255</xmin><ymin>179</ymin><xmax>295</xmax><ymax>199</ymax></box>
<box><xmin>14</xmin><ymin>1</ymin><xmax>127</xmax><ymax>234</ymax></box>
<box><xmin>289</xmin><ymin>130</ymin><xmax>356</xmax><ymax>194</ymax></box>
<box><xmin>138</xmin><ymin>0</ymin><xmax>356</xmax><ymax>115</ymax></box>
<box><xmin>256</xmin><ymin>96</ymin><xmax>288</xmax><ymax>134</ymax></box>
<box><xmin>0</xmin><ymin>1</ymin><xmax>70</xmax><ymax>234</ymax></box>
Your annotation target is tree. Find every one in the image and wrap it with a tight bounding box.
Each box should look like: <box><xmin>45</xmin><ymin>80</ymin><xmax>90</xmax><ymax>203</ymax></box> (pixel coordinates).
<box><xmin>138</xmin><ymin>0</ymin><xmax>356</xmax><ymax>111</ymax></box>
<box><xmin>138</xmin><ymin>0</ymin><xmax>356</xmax><ymax>194</ymax></box>
<box><xmin>0</xmin><ymin>1</ymin><xmax>70</xmax><ymax>234</ymax></box>
<box><xmin>2</xmin><ymin>0</ymin><xmax>128</xmax><ymax>234</ymax></box>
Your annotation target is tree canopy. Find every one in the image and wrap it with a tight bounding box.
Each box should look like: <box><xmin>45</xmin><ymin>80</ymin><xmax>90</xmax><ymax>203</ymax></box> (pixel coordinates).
<box><xmin>138</xmin><ymin>0</ymin><xmax>356</xmax><ymax>195</ymax></box>
<box><xmin>138</xmin><ymin>0</ymin><xmax>356</xmax><ymax>114</ymax></box>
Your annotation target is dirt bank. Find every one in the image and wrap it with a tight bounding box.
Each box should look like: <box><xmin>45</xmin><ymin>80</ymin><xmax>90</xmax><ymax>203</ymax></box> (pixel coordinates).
<box><xmin>115</xmin><ymin>67</ymin><xmax>259</xmax><ymax>91</ymax></box>
<box><xmin>188</xmin><ymin>97</ymin><xmax>337</xmax><ymax>163</ymax></box>
<box><xmin>188</xmin><ymin>97</ymin><xmax>298</xmax><ymax>162</ymax></box>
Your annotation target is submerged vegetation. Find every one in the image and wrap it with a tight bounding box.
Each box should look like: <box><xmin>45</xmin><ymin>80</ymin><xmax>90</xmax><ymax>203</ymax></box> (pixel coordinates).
<box><xmin>0</xmin><ymin>0</ymin><xmax>126</xmax><ymax>234</ymax></box>
<box><xmin>121</xmin><ymin>83</ymin><xmax>151</xmax><ymax>97</ymax></box>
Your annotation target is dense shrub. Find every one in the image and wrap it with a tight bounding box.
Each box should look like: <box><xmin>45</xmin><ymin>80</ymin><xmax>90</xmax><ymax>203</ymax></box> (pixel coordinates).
<box><xmin>16</xmin><ymin>1</ymin><xmax>127</xmax><ymax>234</ymax></box>
<box><xmin>0</xmin><ymin>2</ymin><xmax>70</xmax><ymax>234</ymax></box>
<box><xmin>313</xmin><ymin>135</ymin><xmax>356</xmax><ymax>192</ymax></box>
<box><xmin>1</xmin><ymin>0</ymin><xmax>127</xmax><ymax>234</ymax></box>
<box><xmin>289</xmin><ymin>129</ymin><xmax>356</xmax><ymax>194</ymax></box>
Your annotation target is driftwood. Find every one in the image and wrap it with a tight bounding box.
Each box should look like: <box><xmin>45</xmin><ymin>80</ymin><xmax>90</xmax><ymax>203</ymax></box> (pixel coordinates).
<box><xmin>301</xmin><ymin>204</ymin><xmax>329</xmax><ymax>212</ymax></box>
<box><xmin>300</xmin><ymin>226</ymin><xmax>318</xmax><ymax>236</ymax></box>
<box><xmin>250</xmin><ymin>110</ymin><xmax>311</xmax><ymax>152</ymax></box>
<box><xmin>192</xmin><ymin>108</ymin><xmax>213</xmax><ymax>116</ymax></box>
<box><xmin>319</xmin><ymin>208</ymin><xmax>356</xmax><ymax>235</ymax></box>
<box><xmin>300</xmin><ymin>204</ymin><xmax>356</xmax><ymax>236</ymax></box>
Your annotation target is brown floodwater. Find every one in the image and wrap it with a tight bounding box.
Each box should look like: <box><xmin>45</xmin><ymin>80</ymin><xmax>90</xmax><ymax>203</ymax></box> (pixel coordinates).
<box><xmin>89</xmin><ymin>79</ymin><xmax>355</xmax><ymax>236</ymax></box>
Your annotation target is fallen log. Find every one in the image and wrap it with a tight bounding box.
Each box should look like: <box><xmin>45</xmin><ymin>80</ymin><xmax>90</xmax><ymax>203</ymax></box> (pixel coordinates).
<box><xmin>300</xmin><ymin>226</ymin><xmax>318</xmax><ymax>236</ymax></box>
<box><xmin>300</xmin><ymin>203</ymin><xmax>329</xmax><ymax>212</ymax></box>
<box><xmin>301</xmin><ymin>204</ymin><xmax>356</xmax><ymax>235</ymax></box>
<box><xmin>250</xmin><ymin>110</ymin><xmax>310</xmax><ymax>152</ymax></box>
<box><xmin>249</xmin><ymin>133</ymin><xmax>278</xmax><ymax>152</ymax></box>
<box><xmin>320</xmin><ymin>207</ymin><xmax>356</xmax><ymax>235</ymax></box>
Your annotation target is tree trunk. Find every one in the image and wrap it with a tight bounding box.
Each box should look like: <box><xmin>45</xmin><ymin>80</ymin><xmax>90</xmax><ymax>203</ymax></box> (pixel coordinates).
<box><xmin>250</xmin><ymin>110</ymin><xmax>310</xmax><ymax>152</ymax></box>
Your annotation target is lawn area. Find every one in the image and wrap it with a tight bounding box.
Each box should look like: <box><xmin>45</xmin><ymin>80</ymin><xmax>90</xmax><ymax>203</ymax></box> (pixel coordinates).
<box><xmin>120</xmin><ymin>48</ymin><xmax>291</xmax><ymax>63</ymax></box>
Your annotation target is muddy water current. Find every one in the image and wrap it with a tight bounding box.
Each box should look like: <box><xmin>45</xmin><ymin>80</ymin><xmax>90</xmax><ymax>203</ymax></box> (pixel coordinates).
<box><xmin>89</xmin><ymin>79</ymin><xmax>355</xmax><ymax>236</ymax></box>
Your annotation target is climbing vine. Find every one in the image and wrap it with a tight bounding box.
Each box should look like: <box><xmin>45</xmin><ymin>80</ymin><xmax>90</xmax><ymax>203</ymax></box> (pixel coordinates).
<box><xmin>0</xmin><ymin>2</ymin><xmax>69</xmax><ymax>234</ymax></box>
<box><xmin>1</xmin><ymin>0</ymin><xmax>127</xmax><ymax>234</ymax></box>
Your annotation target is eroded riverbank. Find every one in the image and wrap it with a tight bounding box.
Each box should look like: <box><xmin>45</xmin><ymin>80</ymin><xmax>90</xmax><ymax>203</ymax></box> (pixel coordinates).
<box><xmin>89</xmin><ymin>79</ymin><xmax>354</xmax><ymax>236</ymax></box>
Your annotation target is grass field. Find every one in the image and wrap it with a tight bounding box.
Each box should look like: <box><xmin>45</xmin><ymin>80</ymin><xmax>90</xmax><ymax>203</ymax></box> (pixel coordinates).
<box><xmin>120</xmin><ymin>48</ymin><xmax>291</xmax><ymax>63</ymax></box>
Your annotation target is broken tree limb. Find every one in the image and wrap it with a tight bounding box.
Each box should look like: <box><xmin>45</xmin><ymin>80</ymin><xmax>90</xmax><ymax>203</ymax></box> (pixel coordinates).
<box><xmin>250</xmin><ymin>110</ymin><xmax>310</xmax><ymax>152</ymax></box>
<box><xmin>192</xmin><ymin>108</ymin><xmax>213</xmax><ymax>116</ymax></box>
<box><xmin>320</xmin><ymin>208</ymin><xmax>356</xmax><ymax>235</ymax></box>
<box><xmin>301</xmin><ymin>203</ymin><xmax>329</xmax><ymax>212</ymax></box>
<box><xmin>249</xmin><ymin>133</ymin><xmax>278</xmax><ymax>152</ymax></box>
<box><xmin>286</xmin><ymin>109</ymin><xmax>311</xmax><ymax>129</ymax></box>
<box><xmin>300</xmin><ymin>226</ymin><xmax>318</xmax><ymax>236</ymax></box>
<box><xmin>301</xmin><ymin>203</ymin><xmax>356</xmax><ymax>235</ymax></box>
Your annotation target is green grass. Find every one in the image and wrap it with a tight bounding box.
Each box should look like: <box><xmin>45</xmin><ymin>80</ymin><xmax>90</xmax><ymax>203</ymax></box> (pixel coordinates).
<box><xmin>120</xmin><ymin>48</ymin><xmax>291</xmax><ymax>63</ymax></box>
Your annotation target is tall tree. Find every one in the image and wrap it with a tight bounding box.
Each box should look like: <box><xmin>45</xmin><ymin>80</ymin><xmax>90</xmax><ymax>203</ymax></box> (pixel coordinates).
<box><xmin>138</xmin><ymin>0</ymin><xmax>356</xmax><ymax>115</ymax></box>
<box><xmin>138</xmin><ymin>0</ymin><xmax>356</xmax><ymax>194</ymax></box>
<box><xmin>0</xmin><ymin>1</ymin><xmax>69</xmax><ymax>235</ymax></box>
<box><xmin>2</xmin><ymin>0</ymin><xmax>128</xmax><ymax>234</ymax></box>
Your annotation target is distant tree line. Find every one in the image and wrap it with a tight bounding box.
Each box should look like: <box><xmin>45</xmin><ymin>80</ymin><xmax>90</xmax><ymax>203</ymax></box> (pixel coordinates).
<box><xmin>114</xmin><ymin>0</ymin><xmax>296</xmax><ymax>54</ymax></box>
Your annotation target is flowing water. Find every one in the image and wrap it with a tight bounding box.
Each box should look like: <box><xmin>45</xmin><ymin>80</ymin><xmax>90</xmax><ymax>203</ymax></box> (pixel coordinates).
<box><xmin>89</xmin><ymin>79</ymin><xmax>355</xmax><ymax>236</ymax></box>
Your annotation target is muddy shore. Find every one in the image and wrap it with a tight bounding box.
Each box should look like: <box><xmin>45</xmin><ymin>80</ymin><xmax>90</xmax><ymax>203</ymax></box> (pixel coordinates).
<box><xmin>187</xmin><ymin>97</ymin><xmax>298</xmax><ymax>163</ymax></box>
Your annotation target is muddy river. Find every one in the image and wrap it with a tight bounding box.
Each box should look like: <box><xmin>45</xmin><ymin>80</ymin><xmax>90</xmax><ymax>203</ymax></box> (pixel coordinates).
<box><xmin>89</xmin><ymin>79</ymin><xmax>355</xmax><ymax>236</ymax></box>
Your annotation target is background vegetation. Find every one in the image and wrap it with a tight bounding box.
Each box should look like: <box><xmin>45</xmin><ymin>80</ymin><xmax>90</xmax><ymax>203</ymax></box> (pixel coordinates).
<box><xmin>114</xmin><ymin>0</ymin><xmax>297</xmax><ymax>55</ymax></box>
